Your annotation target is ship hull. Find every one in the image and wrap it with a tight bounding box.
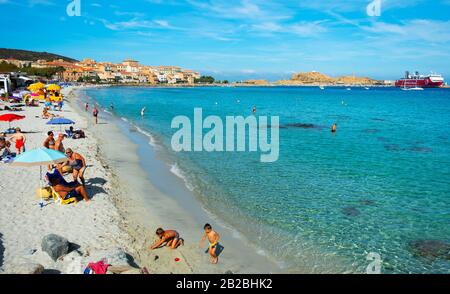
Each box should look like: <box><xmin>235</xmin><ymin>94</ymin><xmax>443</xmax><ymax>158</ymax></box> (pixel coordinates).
<box><xmin>395</xmin><ymin>78</ymin><xmax>443</xmax><ymax>88</ymax></box>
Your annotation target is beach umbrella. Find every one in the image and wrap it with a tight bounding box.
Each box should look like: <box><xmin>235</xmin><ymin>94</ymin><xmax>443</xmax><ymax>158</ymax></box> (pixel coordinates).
<box><xmin>28</xmin><ymin>82</ymin><xmax>45</xmax><ymax>92</ymax></box>
<box><xmin>46</xmin><ymin>117</ymin><xmax>75</xmax><ymax>131</ymax></box>
<box><xmin>11</xmin><ymin>148</ymin><xmax>67</xmax><ymax>207</ymax></box>
<box><xmin>46</xmin><ymin>84</ymin><xmax>61</xmax><ymax>91</ymax></box>
<box><xmin>0</xmin><ymin>113</ymin><xmax>25</xmax><ymax>129</ymax></box>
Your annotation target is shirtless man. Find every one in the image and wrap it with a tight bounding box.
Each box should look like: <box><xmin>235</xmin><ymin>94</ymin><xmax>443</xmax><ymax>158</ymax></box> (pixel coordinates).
<box><xmin>54</xmin><ymin>133</ymin><xmax>65</xmax><ymax>153</ymax></box>
<box><xmin>199</xmin><ymin>223</ymin><xmax>221</xmax><ymax>264</ymax></box>
<box><xmin>9</xmin><ymin>128</ymin><xmax>26</xmax><ymax>154</ymax></box>
<box><xmin>149</xmin><ymin>228</ymin><xmax>183</xmax><ymax>250</ymax></box>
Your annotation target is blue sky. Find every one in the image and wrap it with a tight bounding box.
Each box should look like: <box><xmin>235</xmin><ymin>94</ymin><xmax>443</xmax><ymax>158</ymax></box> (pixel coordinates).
<box><xmin>1</xmin><ymin>0</ymin><xmax>450</xmax><ymax>81</ymax></box>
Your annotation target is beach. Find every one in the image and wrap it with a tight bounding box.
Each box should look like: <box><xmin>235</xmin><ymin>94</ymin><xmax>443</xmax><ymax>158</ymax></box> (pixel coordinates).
<box><xmin>2</xmin><ymin>85</ymin><xmax>449</xmax><ymax>274</ymax></box>
<box><xmin>0</xmin><ymin>86</ymin><xmax>281</xmax><ymax>274</ymax></box>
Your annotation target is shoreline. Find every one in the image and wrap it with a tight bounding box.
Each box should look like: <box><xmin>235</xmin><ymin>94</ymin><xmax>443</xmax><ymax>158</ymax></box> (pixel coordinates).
<box><xmin>70</xmin><ymin>86</ymin><xmax>284</xmax><ymax>273</ymax></box>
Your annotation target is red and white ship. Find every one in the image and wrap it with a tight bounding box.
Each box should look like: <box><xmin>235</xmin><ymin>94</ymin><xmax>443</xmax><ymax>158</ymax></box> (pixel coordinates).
<box><xmin>395</xmin><ymin>71</ymin><xmax>444</xmax><ymax>88</ymax></box>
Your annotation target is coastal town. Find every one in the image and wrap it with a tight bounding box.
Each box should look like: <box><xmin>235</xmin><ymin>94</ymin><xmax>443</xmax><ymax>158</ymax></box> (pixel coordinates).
<box><xmin>0</xmin><ymin>56</ymin><xmax>202</xmax><ymax>85</ymax></box>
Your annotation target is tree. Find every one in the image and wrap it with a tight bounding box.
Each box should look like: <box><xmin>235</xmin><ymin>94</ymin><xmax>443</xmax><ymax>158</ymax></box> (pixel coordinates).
<box><xmin>195</xmin><ymin>76</ymin><xmax>215</xmax><ymax>84</ymax></box>
<box><xmin>0</xmin><ymin>61</ymin><xmax>19</xmax><ymax>72</ymax></box>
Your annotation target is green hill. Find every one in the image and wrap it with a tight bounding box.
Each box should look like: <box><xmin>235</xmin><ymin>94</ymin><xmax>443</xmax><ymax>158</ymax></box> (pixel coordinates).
<box><xmin>0</xmin><ymin>48</ymin><xmax>78</xmax><ymax>63</ymax></box>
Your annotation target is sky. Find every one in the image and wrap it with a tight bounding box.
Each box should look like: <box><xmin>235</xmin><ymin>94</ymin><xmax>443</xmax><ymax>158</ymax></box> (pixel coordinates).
<box><xmin>1</xmin><ymin>0</ymin><xmax>450</xmax><ymax>81</ymax></box>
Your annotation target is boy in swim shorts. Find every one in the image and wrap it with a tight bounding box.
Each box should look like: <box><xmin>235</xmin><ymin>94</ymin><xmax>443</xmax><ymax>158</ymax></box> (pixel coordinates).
<box><xmin>199</xmin><ymin>223</ymin><xmax>222</xmax><ymax>264</ymax></box>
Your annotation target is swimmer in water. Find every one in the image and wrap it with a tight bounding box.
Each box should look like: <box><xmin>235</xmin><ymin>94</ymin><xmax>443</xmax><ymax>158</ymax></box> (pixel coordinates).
<box><xmin>331</xmin><ymin>123</ymin><xmax>337</xmax><ymax>133</ymax></box>
<box><xmin>141</xmin><ymin>107</ymin><xmax>146</xmax><ymax>117</ymax></box>
<box><xmin>252</xmin><ymin>106</ymin><xmax>256</xmax><ymax>114</ymax></box>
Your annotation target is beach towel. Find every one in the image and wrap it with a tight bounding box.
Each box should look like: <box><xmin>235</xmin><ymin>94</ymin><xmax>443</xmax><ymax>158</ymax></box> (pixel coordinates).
<box><xmin>86</xmin><ymin>261</ymin><xmax>110</xmax><ymax>274</ymax></box>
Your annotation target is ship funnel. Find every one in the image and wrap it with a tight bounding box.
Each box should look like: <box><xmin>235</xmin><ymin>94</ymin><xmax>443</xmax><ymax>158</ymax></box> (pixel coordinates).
<box><xmin>405</xmin><ymin>71</ymin><xmax>409</xmax><ymax>79</ymax></box>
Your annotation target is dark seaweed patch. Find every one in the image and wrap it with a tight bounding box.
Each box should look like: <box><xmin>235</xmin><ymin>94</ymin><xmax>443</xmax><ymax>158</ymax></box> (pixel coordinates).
<box><xmin>341</xmin><ymin>206</ymin><xmax>361</xmax><ymax>217</ymax></box>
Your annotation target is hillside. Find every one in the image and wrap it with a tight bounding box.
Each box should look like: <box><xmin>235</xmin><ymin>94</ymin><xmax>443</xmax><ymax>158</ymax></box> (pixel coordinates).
<box><xmin>277</xmin><ymin>71</ymin><xmax>378</xmax><ymax>85</ymax></box>
<box><xmin>0</xmin><ymin>48</ymin><xmax>78</xmax><ymax>63</ymax></box>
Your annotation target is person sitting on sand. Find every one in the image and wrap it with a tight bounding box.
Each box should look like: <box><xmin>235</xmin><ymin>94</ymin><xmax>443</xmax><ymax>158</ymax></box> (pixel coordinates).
<box><xmin>42</xmin><ymin>108</ymin><xmax>55</xmax><ymax>119</ymax></box>
<box><xmin>43</xmin><ymin>131</ymin><xmax>56</xmax><ymax>149</ymax></box>
<box><xmin>66</xmin><ymin>126</ymin><xmax>86</xmax><ymax>139</ymax></box>
<box><xmin>59</xmin><ymin>148</ymin><xmax>87</xmax><ymax>186</ymax></box>
<box><xmin>149</xmin><ymin>228</ymin><xmax>183</xmax><ymax>250</ymax></box>
<box><xmin>8</xmin><ymin>128</ymin><xmax>26</xmax><ymax>154</ymax></box>
<box><xmin>199</xmin><ymin>223</ymin><xmax>222</xmax><ymax>264</ymax></box>
<box><xmin>47</xmin><ymin>171</ymin><xmax>89</xmax><ymax>202</ymax></box>
<box><xmin>0</xmin><ymin>136</ymin><xmax>12</xmax><ymax>158</ymax></box>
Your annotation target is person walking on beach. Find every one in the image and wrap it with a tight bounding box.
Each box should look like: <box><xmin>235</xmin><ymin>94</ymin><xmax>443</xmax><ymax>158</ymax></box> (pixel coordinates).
<box><xmin>93</xmin><ymin>106</ymin><xmax>99</xmax><ymax>124</ymax></box>
<box><xmin>85</xmin><ymin>102</ymin><xmax>89</xmax><ymax>112</ymax></box>
<box><xmin>199</xmin><ymin>223</ymin><xmax>222</xmax><ymax>264</ymax></box>
<box><xmin>149</xmin><ymin>228</ymin><xmax>183</xmax><ymax>250</ymax></box>
<box><xmin>9</xmin><ymin>128</ymin><xmax>26</xmax><ymax>154</ymax></box>
<box><xmin>141</xmin><ymin>107</ymin><xmax>146</xmax><ymax>117</ymax></box>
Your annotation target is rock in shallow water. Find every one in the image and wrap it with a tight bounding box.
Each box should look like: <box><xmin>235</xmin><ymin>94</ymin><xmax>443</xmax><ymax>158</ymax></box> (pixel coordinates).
<box><xmin>341</xmin><ymin>206</ymin><xmax>361</xmax><ymax>217</ymax></box>
<box><xmin>42</xmin><ymin>234</ymin><xmax>69</xmax><ymax>261</ymax></box>
<box><xmin>409</xmin><ymin>240</ymin><xmax>450</xmax><ymax>260</ymax></box>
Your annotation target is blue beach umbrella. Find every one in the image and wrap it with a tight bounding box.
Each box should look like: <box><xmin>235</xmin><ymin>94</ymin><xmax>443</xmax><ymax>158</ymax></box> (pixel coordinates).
<box><xmin>46</xmin><ymin>117</ymin><xmax>75</xmax><ymax>131</ymax></box>
<box><xmin>11</xmin><ymin>148</ymin><xmax>68</xmax><ymax>207</ymax></box>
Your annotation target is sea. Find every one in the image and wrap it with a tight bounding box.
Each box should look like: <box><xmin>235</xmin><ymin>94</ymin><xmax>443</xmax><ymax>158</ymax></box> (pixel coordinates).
<box><xmin>81</xmin><ymin>86</ymin><xmax>450</xmax><ymax>273</ymax></box>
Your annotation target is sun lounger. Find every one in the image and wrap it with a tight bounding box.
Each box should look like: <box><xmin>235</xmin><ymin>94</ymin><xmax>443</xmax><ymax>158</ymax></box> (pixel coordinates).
<box><xmin>49</xmin><ymin>186</ymin><xmax>77</xmax><ymax>205</ymax></box>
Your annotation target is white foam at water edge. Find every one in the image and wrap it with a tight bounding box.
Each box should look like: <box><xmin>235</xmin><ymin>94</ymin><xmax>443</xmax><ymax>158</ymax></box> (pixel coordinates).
<box><xmin>120</xmin><ymin>117</ymin><xmax>129</xmax><ymax>122</ymax></box>
<box><xmin>170</xmin><ymin>164</ymin><xmax>194</xmax><ymax>191</ymax></box>
<box><xmin>104</xmin><ymin>109</ymin><xmax>112</xmax><ymax>115</ymax></box>
<box><xmin>134</xmin><ymin>125</ymin><xmax>157</xmax><ymax>147</ymax></box>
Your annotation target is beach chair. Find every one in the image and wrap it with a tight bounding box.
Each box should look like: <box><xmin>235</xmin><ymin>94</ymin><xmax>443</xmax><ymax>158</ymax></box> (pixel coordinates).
<box><xmin>49</xmin><ymin>186</ymin><xmax>77</xmax><ymax>205</ymax></box>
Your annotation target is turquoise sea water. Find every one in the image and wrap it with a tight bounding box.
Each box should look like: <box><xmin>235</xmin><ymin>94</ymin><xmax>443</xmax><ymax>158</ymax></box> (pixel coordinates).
<box><xmin>83</xmin><ymin>86</ymin><xmax>450</xmax><ymax>273</ymax></box>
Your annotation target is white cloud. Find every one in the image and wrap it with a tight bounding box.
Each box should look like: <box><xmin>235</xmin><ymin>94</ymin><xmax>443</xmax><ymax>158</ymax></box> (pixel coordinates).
<box><xmin>362</xmin><ymin>19</ymin><xmax>450</xmax><ymax>43</ymax></box>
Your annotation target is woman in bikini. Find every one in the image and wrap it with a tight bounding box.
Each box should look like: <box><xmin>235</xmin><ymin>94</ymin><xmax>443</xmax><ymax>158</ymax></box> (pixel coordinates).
<box><xmin>61</xmin><ymin>148</ymin><xmax>87</xmax><ymax>186</ymax></box>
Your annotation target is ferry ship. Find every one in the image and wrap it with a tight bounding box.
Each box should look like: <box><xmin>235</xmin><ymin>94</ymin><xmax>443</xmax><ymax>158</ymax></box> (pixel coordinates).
<box><xmin>395</xmin><ymin>71</ymin><xmax>444</xmax><ymax>88</ymax></box>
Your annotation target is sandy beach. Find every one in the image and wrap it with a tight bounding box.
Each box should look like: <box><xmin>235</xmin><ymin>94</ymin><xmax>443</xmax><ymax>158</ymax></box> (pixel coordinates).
<box><xmin>0</xmin><ymin>86</ymin><xmax>281</xmax><ymax>274</ymax></box>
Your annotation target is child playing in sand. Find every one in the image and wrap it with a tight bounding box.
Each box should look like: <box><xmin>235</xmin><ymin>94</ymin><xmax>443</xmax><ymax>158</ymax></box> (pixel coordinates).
<box><xmin>149</xmin><ymin>228</ymin><xmax>183</xmax><ymax>250</ymax></box>
<box><xmin>199</xmin><ymin>223</ymin><xmax>222</xmax><ymax>264</ymax></box>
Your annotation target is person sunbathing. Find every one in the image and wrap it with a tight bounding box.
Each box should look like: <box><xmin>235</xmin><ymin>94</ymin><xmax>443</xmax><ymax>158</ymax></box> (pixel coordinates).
<box><xmin>47</xmin><ymin>170</ymin><xmax>89</xmax><ymax>202</ymax></box>
<box><xmin>42</xmin><ymin>108</ymin><xmax>55</xmax><ymax>119</ymax></box>
<box><xmin>66</xmin><ymin>126</ymin><xmax>86</xmax><ymax>139</ymax></box>
<box><xmin>149</xmin><ymin>228</ymin><xmax>183</xmax><ymax>250</ymax></box>
<box><xmin>43</xmin><ymin>131</ymin><xmax>56</xmax><ymax>149</ymax></box>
